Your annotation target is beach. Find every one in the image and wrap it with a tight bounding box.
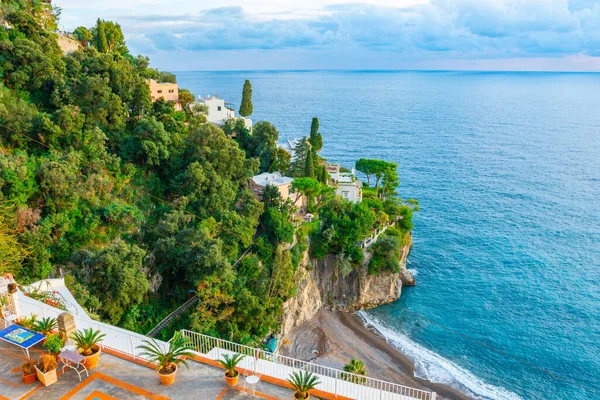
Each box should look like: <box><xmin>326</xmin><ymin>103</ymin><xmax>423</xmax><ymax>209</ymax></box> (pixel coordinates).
<box><xmin>280</xmin><ymin>310</ymin><xmax>471</xmax><ymax>400</ymax></box>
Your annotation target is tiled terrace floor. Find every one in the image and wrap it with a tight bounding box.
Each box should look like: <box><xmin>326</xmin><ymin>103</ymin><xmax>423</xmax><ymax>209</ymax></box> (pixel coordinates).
<box><xmin>0</xmin><ymin>341</ymin><xmax>297</xmax><ymax>400</ymax></box>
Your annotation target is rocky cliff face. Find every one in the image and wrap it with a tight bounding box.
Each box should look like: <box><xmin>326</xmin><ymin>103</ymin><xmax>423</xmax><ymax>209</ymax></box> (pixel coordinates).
<box><xmin>281</xmin><ymin>236</ymin><xmax>413</xmax><ymax>337</ymax></box>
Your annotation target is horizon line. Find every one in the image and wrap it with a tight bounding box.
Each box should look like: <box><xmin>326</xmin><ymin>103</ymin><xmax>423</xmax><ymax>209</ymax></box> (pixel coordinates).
<box><xmin>167</xmin><ymin>68</ymin><xmax>600</xmax><ymax>74</ymax></box>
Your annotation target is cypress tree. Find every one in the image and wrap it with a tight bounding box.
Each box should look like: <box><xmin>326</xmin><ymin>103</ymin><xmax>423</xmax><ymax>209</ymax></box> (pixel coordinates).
<box><xmin>95</xmin><ymin>19</ymin><xmax>108</xmax><ymax>53</ymax></box>
<box><xmin>239</xmin><ymin>80</ymin><xmax>253</xmax><ymax>117</ymax></box>
<box><xmin>310</xmin><ymin>117</ymin><xmax>319</xmax><ymax>137</ymax></box>
<box><xmin>304</xmin><ymin>150</ymin><xmax>315</xmax><ymax>178</ymax></box>
<box><xmin>309</xmin><ymin>117</ymin><xmax>323</xmax><ymax>151</ymax></box>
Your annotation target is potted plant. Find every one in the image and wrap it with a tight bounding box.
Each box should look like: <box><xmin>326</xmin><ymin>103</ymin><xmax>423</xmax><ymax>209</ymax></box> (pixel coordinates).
<box><xmin>287</xmin><ymin>370</ymin><xmax>321</xmax><ymax>400</ymax></box>
<box><xmin>35</xmin><ymin>354</ymin><xmax>58</xmax><ymax>387</ymax></box>
<box><xmin>217</xmin><ymin>353</ymin><xmax>245</xmax><ymax>386</ymax></box>
<box><xmin>137</xmin><ymin>331</ymin><xmax>195</xmax><ymax>386</ymax></box>
<box><xmin>71</xmin><ymin>328</ymin><xmax>106</xmax><ymax>370</ymax></box>
<box><xmin>43</xmin><ymin>334</ymin><xmax>64</xmax><ymax>357</ymax></box>
<box><xmin>34</xmin><ymin>317</ymin><xmax>58</xmax><ymax>336</ymax></box>
<box><xmin>21</xmin><ymin>360</ymin><xmax>37</xmax><ymax>384</ymax></box>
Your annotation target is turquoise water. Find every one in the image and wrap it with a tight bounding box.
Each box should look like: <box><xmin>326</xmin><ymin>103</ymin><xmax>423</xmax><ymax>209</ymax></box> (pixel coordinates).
<box><xmin>176</xmin><ymin>71</ymin><xmax>600</xmax><ymax>400</ymax></box>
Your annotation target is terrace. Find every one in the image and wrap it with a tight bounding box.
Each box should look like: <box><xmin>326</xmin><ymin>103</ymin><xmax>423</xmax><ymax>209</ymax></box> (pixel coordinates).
<box><xmin>1</xmin><ymin>279</ymin><xmax>436</xmax><ymax>400</ymax></box>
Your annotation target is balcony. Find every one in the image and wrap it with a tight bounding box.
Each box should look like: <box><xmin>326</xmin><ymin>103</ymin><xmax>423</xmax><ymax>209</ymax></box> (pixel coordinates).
<box><xmin>1</xmin><ymin>292</ymin><xmax>436</xmax><ymax>400</ymax></box>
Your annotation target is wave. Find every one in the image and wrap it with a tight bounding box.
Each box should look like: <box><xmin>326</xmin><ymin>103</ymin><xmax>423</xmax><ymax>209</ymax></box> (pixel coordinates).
<box><xmin>356</xmin><ymin>311</ymin><xmax>521</xmax><ymax>400</ymax></box>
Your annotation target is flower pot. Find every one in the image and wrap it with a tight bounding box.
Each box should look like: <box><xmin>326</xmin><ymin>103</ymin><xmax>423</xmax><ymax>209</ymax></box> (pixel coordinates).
<box><xmin>158</xmin><ymin>364</ymin><xmax>178</xmax><ymax>386</ymax></box>
<box><xmin>293</xmin><ymin>392</ymin><xmax>310</xmax><ymax>400</ymax></box>
<box><xmin>225</xmin><ymin>370</ymin><xmax>239</xmax><ymax>386</ymax></box>
<box><xmin>22</xmin><ymin>370</ymin><xmax>36</xmax><ymax>384</ymax></box>
<box><xmin>81</xmin><ymin>345</ymin><xmax>101</xmax><ymax>370</ymax></box>
<box><xmin>35</xmin><ymin>366</ymin><xmax>57</xmax><ymax>387</ymax></box>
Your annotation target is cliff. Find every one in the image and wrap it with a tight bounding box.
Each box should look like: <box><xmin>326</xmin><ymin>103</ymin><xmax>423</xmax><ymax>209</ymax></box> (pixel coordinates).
<box><xmin>281</xmin><ymin>235</ymin><xmax>414</xmax><ymax>337</ymax></box>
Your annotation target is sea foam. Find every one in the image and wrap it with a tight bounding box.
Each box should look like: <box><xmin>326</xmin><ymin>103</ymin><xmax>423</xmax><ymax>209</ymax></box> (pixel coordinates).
<box><xmin>356</xmin><ymin>311</ymin><xmax>521</xmax><ymax>400</ymax></box>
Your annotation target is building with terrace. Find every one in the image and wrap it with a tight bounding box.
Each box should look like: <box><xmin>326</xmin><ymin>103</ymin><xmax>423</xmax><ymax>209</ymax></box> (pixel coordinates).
<box><xmin>148</xmin><ymin>79</ymin><xmax>182</xmax><ymax>111</ymax></box>
<box><xmin>197</xmin><ymin>94</ymin><xmax>252</xmax><ymax>130</ymax></box>
<box><xmin>327</xmin><ymin>164</ymin><xmax>363</xmax><ymax>203</ymax></box>
<box><xmin>0</xmin><ymin>273</ymin><xmax>436</xmax><ymax>400</ymax></box>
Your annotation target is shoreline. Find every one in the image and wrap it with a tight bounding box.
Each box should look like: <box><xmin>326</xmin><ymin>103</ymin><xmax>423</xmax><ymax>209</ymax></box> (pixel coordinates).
<box><xmin>281</xmin><ymin>310</ymin><xmax>471</xmax><ymax>400</ymax></box>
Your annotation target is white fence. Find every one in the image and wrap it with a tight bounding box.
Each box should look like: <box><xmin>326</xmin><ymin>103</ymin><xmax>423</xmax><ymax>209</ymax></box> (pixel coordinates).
<box><xmin>181</xmin><ymin>330</ymin><xmax>435</xmax><ymax>400</ymax></box>
<box><xmin>17</xmin><ymin>296</ymin><xmax>435</xmax><ymax>400</ymax></box>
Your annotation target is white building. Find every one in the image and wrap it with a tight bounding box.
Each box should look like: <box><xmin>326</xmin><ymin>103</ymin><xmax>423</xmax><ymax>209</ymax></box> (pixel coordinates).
<box><xmin>250</xmin><ymin>172</ymin><xmax>295</xmax><ymax>203</ymax></box>
<box><xmin>197</xmin><ymin>94</ymin><xmax>252</xmax><ymax>130</ymax></box>
<box><xmin>327</xmin><ymin>164</ymin><xmax>363</xmax><ymax>203</ymax></box>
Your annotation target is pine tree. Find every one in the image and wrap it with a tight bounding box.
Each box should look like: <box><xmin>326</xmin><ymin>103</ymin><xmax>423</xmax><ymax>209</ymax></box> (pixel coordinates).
<box><xmin>304</xmin><ymin>150</ymin><xmax>315</xmax><ymax>178</ymax></box>
<box><xmin>239</xmin><ymin>80</ymin><xmax>253</xmax><ymax>117</ymax></box>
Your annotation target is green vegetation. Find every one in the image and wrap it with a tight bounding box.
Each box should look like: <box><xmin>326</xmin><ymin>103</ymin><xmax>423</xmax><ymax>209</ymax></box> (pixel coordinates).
<box><xmin>70</xmin><ymin>328</ymin><xmax>106</xmax><ymax>356</ymax></box>
<box><xmin>42</xmin><ymin>333</ymin><xmax>64</xmax><ymax>354</ymax></box>
<box><xmin>287</xmin><ymin>370</ymin><xmax>321</xmax><ymax>399</ymax></box>
<box><xmin>33</xmin><ymin>317</ymin><xmax>57</xmax><ymax>335</ymax></box>
<box><xmin>239</xmin><ymin>79</ymin><xmax>253</xmax><ymax>117</ymax></box>
<box><xmin>217</xmin><ymin>353</ymin><xmax>245</xmax><ymax>377</ymax></box>
<box><xmin>0</xmin><ymin>1</ymin><xmax>417</xmax><ymax>346</ymax></box>
<box><xmin>137</xmin><ymin>331</ymin><xmax>195</xmax><ymax>374</ymax></box>
<box><xmin>342</xmin><ymin>358</ymin><xmax>367</xmax><ymax>384</ymax></box>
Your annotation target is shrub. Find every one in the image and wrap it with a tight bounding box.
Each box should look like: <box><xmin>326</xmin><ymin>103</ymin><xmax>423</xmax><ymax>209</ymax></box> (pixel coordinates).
<box><xmin>137</xmin><ymin>331</ymin><xmax>195</xmax><ymax>375</ymax></box>
<box><xmin>43</xmin><ymin>334</ymin><xmax>64</xmax><ymax>354</ymax></box>
<box><xmin>37</xmin><ymin>354</ymin><xmax>58</xmax><ymax>373</ymax></box>
<box><xmin>22</xmin><ymin>360</ymin><xmax>36</xmax><ymax>375</ymax></box>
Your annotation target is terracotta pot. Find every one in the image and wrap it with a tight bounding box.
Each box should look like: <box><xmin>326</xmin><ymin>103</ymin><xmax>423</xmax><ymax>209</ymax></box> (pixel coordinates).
<box><xmin>35</xmin><ymin>366</ymin><xmax>57</xmax><ymax>387</ymax></box>
<box><xmin>225</xmin><ymin>370</ymin><xmax>239</xmax><ymax>386</ymax></box>
<box><xmin>22</xmin><ymin>370</ymin><xmax>36</xmax><ymax>384</ymax></box>
<box><xmin>81</xmin><ymin>345</ymin><xmax>101</xmax><ymax>370</ymax></box>
<box><xmin>158</xmin><ymin>364</ymin><xmax>178</xmax><ymax>386</ymax></box>
<box><xmin>294</xmin><ymin>392</ymin><xmax>310</xmax><ymax>400</ymax></box>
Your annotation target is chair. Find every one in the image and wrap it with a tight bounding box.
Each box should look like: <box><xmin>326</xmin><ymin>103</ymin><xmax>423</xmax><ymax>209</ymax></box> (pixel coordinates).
<box><xmin>243</xmin><ymin>370</ymin><xmax>263</xmax><ymax>397</ymax></box>
<box><xmin>1</xmin><ymin>305</ymin><xmax>18</xmax><ymax>328</ymax></box>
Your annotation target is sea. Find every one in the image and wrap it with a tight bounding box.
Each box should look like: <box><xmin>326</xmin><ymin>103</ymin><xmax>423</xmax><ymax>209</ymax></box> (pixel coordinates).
<box><xmin>176</xmin><ymin>70</ymin><xmax>600</xmax><ymax>400</ymax></box>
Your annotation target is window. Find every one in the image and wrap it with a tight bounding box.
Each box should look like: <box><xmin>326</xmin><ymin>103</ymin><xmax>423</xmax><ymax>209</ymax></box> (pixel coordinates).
<box><xmin>157</xmin><ymin>90</ymin><xmax>162</xmax><ymax>94</ymax></box>
<box><xmin>342</xmin><ymin>191</ymin><xmax>349</xmax><ymax>198</ymax></box>
<box><xmin>168</xmin><ymin>89</ymin><xmax>174</xmax><ymax>93</ymax></box>
<box><xmin>218</xmin><ymin>106</ymin><xmax>222</xmax><ymax>111</ymax></box>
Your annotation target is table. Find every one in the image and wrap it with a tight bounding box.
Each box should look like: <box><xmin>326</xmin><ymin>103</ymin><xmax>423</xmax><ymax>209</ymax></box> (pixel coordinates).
<box><xmin>59</xmin><ymin>349</ymin><xmax>88</xmax><ymax>381</ymax></box>
<box><xmin>0</xmin><ymin>324</ymin><xmax>46</xmax><ymax>359</ymax></box>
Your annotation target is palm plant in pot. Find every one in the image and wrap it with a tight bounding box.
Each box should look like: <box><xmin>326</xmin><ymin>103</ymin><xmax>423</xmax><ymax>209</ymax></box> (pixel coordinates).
<box><xmin>217</xmin><ymin>353</ymin><xmax>245</xmax><ymax>386</ymax></box>
<box><xmin>137</xmin><ymin>331</ymin><xmax>195</xmax><ymax>386</ymax></box>
<box><xmin>287</xmin><ymin>370</ymin><xmax>321</xmax><ymax>400</ymax></box>
<box><xmin>33</xmin><ymin>317</ymin><xmax>57</xmax><ymax>336</ymax></box>
<box><xmin>71</xmin><ymin>328</ymin><xmax>106</xmax><ymax>370</ymax></box>
<box><xmin>35</xmin><ymin>354</ymin><xmax>58</xmax><ymax>387</ymax></box>
<box><xmin>21</xmin><ymin>359</ymin><xmax>37</xmax><ymax>384</ymax></box>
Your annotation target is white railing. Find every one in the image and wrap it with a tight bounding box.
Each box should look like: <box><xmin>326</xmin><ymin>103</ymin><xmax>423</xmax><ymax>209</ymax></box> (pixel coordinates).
<box><xmin>181</xmin><ymin>329</ymin><xmax>436</xmax><ymax>400</ymax></box>
<box><xmin>19</xmin><ymin>296</ymin><xmax>163</xmax><ymax>362</ymax></box>
<box><xmin>17</xmin><ymin>297</ymin><xmax>435</xmax><ymax>400</ymax></box>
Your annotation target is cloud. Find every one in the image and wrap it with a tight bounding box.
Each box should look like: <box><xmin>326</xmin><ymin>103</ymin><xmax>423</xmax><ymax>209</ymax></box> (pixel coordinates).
<box><xmin>114</xmin><ymin>0</ymin><xmax>600</xmax><ymax>60</ymax></box>
<box><xmin>58</xmin><ymin>0</ymin><xmax>600</xmax><ymax>68</ymax></box>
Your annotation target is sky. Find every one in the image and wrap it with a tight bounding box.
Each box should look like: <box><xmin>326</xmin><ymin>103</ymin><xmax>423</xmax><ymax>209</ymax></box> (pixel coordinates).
<box><xmin>55</xmin><ymin>0</ymin><xmax>600</xmax><ymax>72</ymax></box>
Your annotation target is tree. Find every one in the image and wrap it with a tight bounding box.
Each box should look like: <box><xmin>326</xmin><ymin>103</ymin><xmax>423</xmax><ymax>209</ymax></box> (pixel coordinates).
<box><xmin>309</xmin><ymin>117</ymin><xmax>323</xmax><ymax>151</ymax></box>
<box><xmin>178</xmin><ymin>88</ymin><xmax>195</xmax><ymax>111</ymax></box>
<box><xmin>289</xmin><ymin>138</ymin><xmax>312</xmax><ymax>177</ymax></box>
<box><xmin>270</xmin><ymin>147</ymin><xmax>291</xmax><ymax>175</ymax></box>
<box><xmin>73</xmin><ymin>26</ymin><xmax>92</xmax><ymax>46</ymax></box>
<box><xmin>94</xmin><ymin>19</ymin><xmax>108</xmax><ymax>53</ymax></box>
<box><xmin>368</xmin><ymin>235</ymin><xmax>401</xmax><ymax>274</ymax></box>
<box><xmin>239</xmin><ymin>79</ymin><xmax>253</xmax><ymax>117</ymax></box>
<box><xmin>304</xmin><ymin>149</ymin><xmax>315</xmax><ymax>178</ymax></box>
<box><xmin>71</xmin><ymin>240</ymin><xmax>149</xmax><ymax>324</ymax></box>
<box><xmin>342</xmin><ymin>358</ymin><xmax>367</xmax><ymax>384</ymax></box>
<box><xmin>248</xmin><ymin>121</ymin><xmax>279</xmax><ymax>172</ymax></box>
<box><xmin>0</xmin><ymin>203</ymin><xmax>30</xmax><ymax>275</ymax></box>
